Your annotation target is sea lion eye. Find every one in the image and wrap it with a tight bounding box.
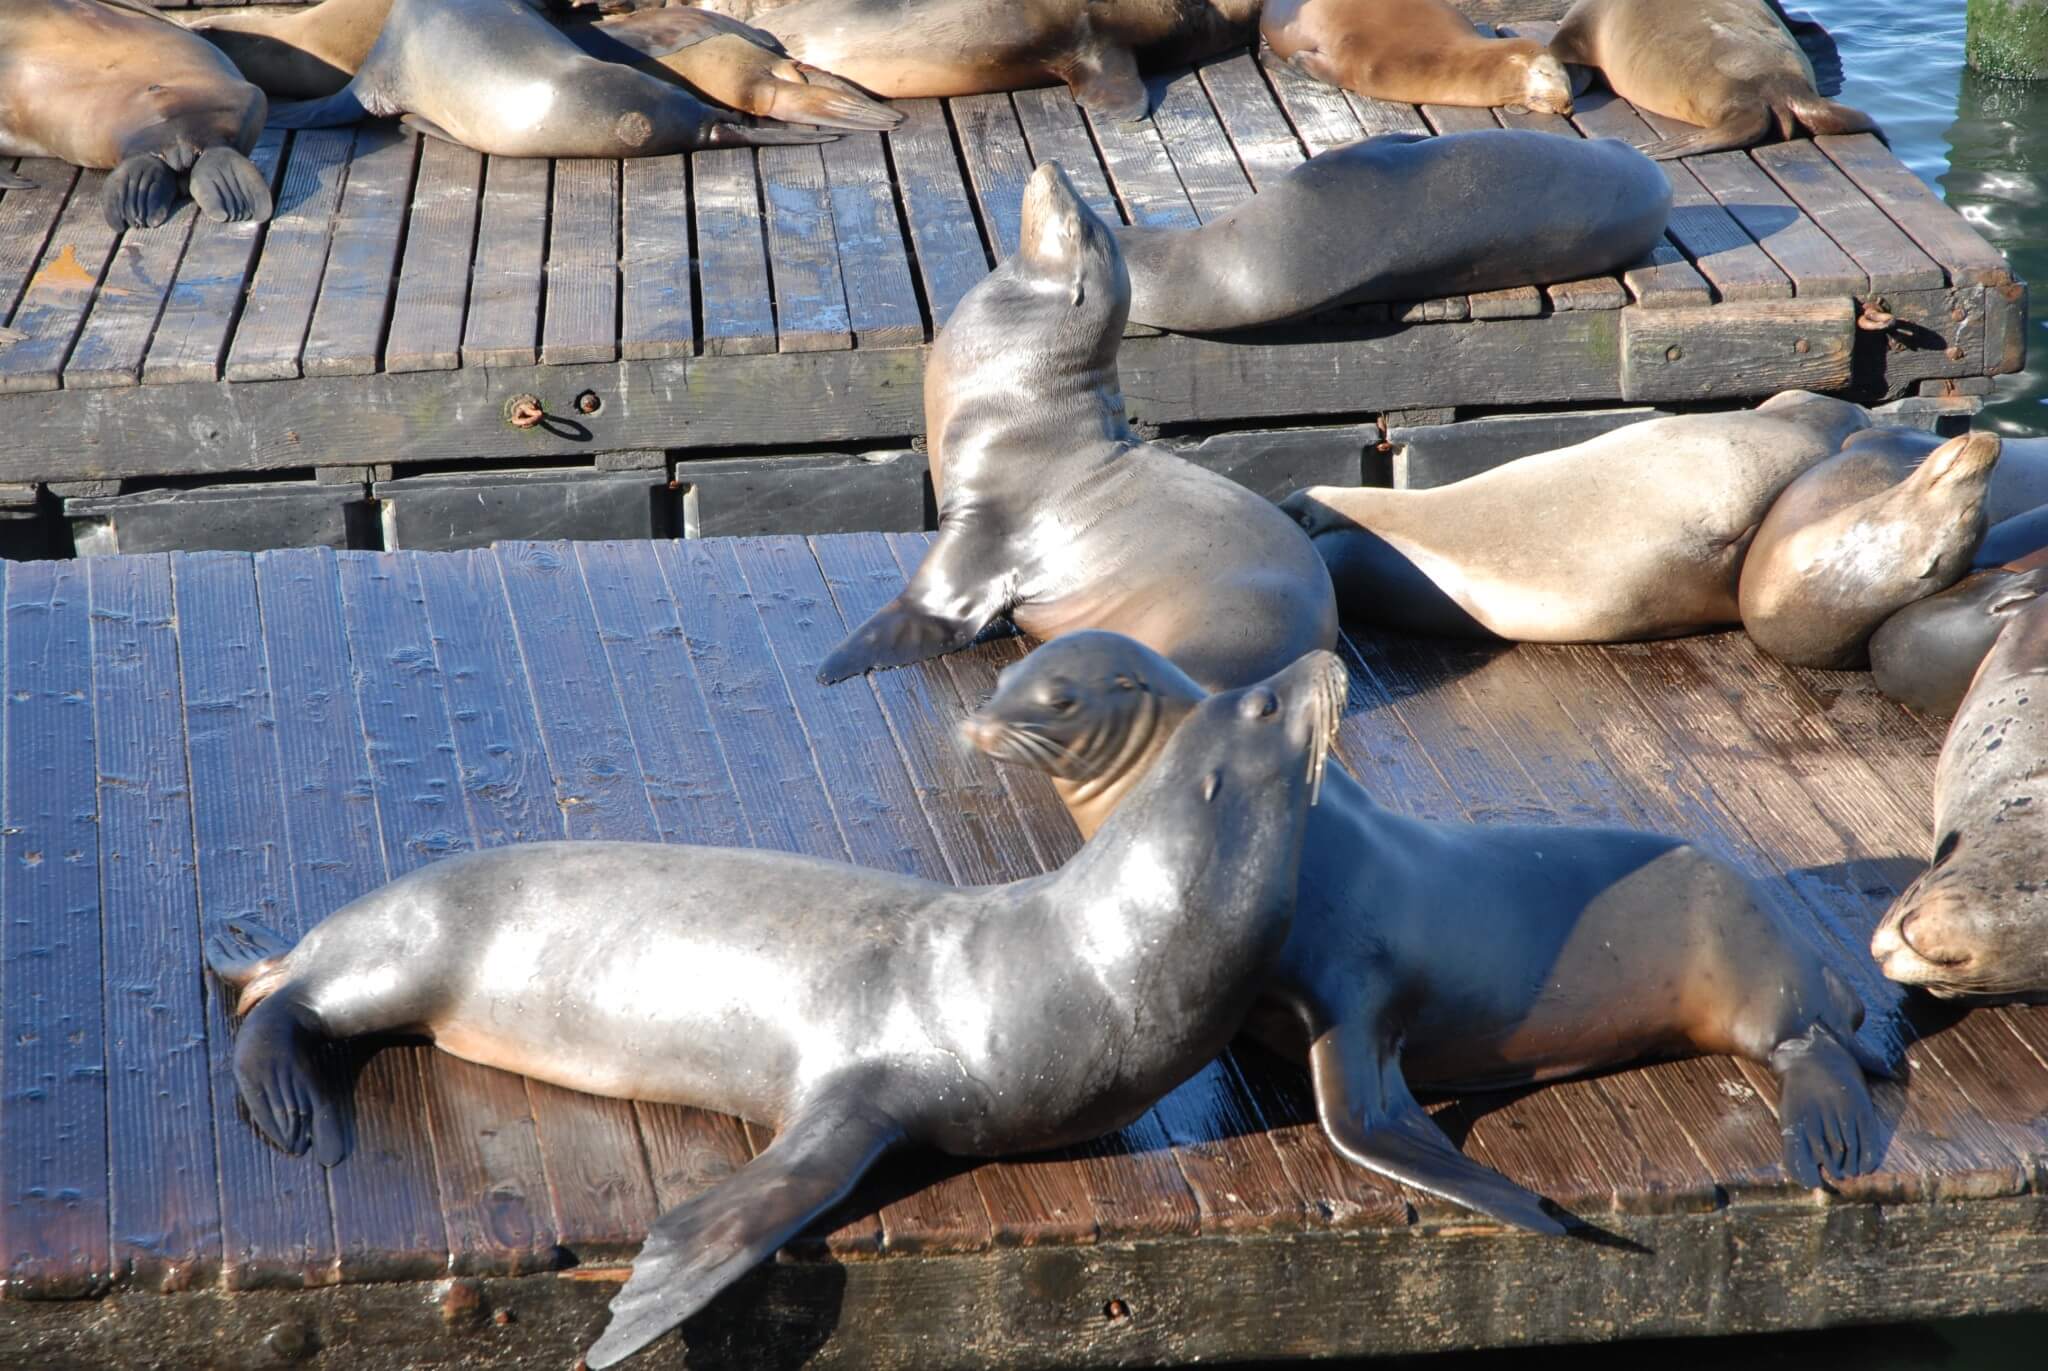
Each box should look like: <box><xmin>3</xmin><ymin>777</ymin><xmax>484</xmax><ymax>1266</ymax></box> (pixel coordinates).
<box><xmin>1113</xmin><ymin>675</ymin><xmax>1136</xmax><ymax>692</ymax></box>
<box><xmin>1048</xmin><ymin>693</ymin><xmax>1076</xmax><ymax>714</ymax></box>
<box><xmin>1202</xmin><ymin>770</ymin><xmax>1222</xmax><ymax>803</ymax></box>
<box><xmin>1239</xmin><ymin>688</ymin><xmax>1280</xmax><ymax>720</ymax></box>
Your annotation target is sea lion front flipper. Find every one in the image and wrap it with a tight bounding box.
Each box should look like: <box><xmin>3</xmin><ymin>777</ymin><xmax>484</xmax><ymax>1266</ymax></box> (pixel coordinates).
<box><xmin>400</xmin><ymin>114</ymin><xmax>463</xmax><ymax>145</ymax></box>
<box><xmin>1636</xmin><ymin>105</ymin><xmax>1774</xmax><ymax>160</ymax></box>
<box><xmin>102</xmin><ymin>154</ymin><xmax>180</xmax><ymax>231</ymax></box>
<box><xmin>188</xmin><ymin>147</ymin><xmax>275</xmax><ymax>224</ymax></box>
<box><xmin>571</xmin><ymin>6</ymin><xmax>787</xmax><ymax>62</ymax></box>
<box><xmin>1310</xmin><ymin>1020</ymin><xmax>1570</xmax><ymax>1236</ymax></box>
<box><xmin>1770</xmin><ymin>1023</ymin><xmax>1882</xmax><ymax>1187</ymax></box>
<box><xmin>0</xmin><ymin>170</ymin><xmax>35</xmax><ymax>191</ymax></box>
<box><xmin>815</xmin><ymin>523</ymin><xmax>1011</xmax><ymax>682</ymax></box>
<box><xmin>585</xmin><ymin>1087</ymin><xmax>905</xmax><ymax>1369</ymax></box>
<box><xmin>1064</xmin><ymin>43</ymin><xmax>1149</xmax><ymax>123</ymax></box>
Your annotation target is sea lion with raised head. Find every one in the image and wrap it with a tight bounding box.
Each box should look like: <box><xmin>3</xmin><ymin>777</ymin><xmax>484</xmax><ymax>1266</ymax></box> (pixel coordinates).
<box><xmin>1870</xmin><ymin>547</ymin><xmax>2048</xmax><ymax>718</ymax></box>
<box><xmin>265</xmin><ymin>0</ymin><xmax>837</xmax><ymax>154</ymax></box>
<box><xmin>1262</xmin><ymin>0</ymin><xmax>1573</xmax><ymax>114</ymax></box>
<box><xmin>1838</xmin><ymin>425</ymin><xmax>2048</xmax><ymax>529</ymax></box>
<box><xmin>967</xmin><ymin>632</ymin><xmax>1892</xmax><ymax>1227</ymax></box>
<box><xmin>0</xmin><ymin>0</ymin><xmax>272</xmax><ymax>229</ymax></box>
<box><xmin>1871</xmin><ymin>595</ymin><xmax>2048</xmax><ymax>1002</ymax></box>
<box><xmin>1739</xmin><ymin>431</ymin><xmax>2002</xmax><ymax>670</ymax></box>
<box><xmin>1114</xmin><ymin>129</ymin><xmax>1669</xmax><ymax>332</ymax></box>
<box><xmin>205</xmin><ymin>647</ymin><xmax>1346</xmax><ymax>1367</ymax></box>
<box><xmin>817</xmin><ymin>160</ymin><xmax>1336</xmax><ymax>691</ymax></box>
<box><xmin>1280</xmin><ymin>391</ymin><xmax>1872</xmax><ymax>643</ymax></box>
<box><xmin>1549</xmin><ymin>0</ymin><xmax>1880</xmax><ymax>159</ymax></box>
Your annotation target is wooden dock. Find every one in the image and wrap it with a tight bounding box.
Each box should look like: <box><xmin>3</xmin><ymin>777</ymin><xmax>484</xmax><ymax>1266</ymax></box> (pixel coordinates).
<box><xmin>5</xmin><ymin>532</ymin><xmax>2048</xmax><ymax>1368</ymax></box>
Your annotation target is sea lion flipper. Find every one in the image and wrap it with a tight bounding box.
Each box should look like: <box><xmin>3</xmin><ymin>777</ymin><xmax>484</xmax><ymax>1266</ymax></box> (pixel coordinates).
<box><xmin>1769</xmin><ymin>1023</ymin><xmax>1882</xmax><ymax>1187</ymax></box>
<box><xmin>1309</xmin><ymin>1023</ymin><xmax>1570</xmax><ymax>1236</ymax></box>
<box><xmin>586</xmin><ymin>1088</ymin><xmax>905</xmax><ymax>1369</ymax></box>
<box><xmin>103</xmin><ymin>153</ymin><xmax>180</xmax><ymax>231</ymax></box>
<box><xmin>1064</xmin><ymin>43</ymin><xmax>1149</xmax><ymax>123</ymax></box>
<box><xmin>816</xmin><ymin>592</ymin><xmax>990</xmax><ymax>682</ymax></box>
<box><xmin>1636</xmin><ymin>104</ymin><xmax>1774</xmax><ymax>160</ymax></box>
<box><xmin>573</xmin><ymin>7</ymin><xmax>786</xmax><ymax>63</ymax></box>
<box><xmin>231</xmin><ymin>987</ymin><xmax>351</xmax><ymax>1166</ymax></box>
<box><xmin>1783</xmin><ymin>93</ymin><xmax>1884</xmax><ymax>143</ymax></box>
<box><xmin>188</xmin><ymin>147</ymin><xmax>275</xmax><ymax>224</ymax></box>
<box><xmin>0</xmin><ymin>170</ymin><xmax>35</xmax><ymax>191</ymax></box>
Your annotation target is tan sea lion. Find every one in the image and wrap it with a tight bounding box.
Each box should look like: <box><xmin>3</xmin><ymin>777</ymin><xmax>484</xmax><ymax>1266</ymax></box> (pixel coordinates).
<box><xmin>1739</xmin><ymin>431</ymin><xmax>2002</xmax><ymax>670</ymax></box>
<box><xmin>1869</xmin><ymin>547</ymin><xmax>2048</xmax><ymax>718</ymax></box>
<box><xmin>1549</xmin><ymin>0</ymin><xmax>1881</xmax><ymax>159</ymax></box>
<box><xmin>186</xmin><ymin>0</ymin><xmax>391</xmax><ymax>100</ymax></box>
<box><xmin>1871</xmin><ymin>594</ymin><xmax>2048</xmax><ymax>1002</ymax></box>
<box><xmin>0</xmin><ymin>0</ymin><xmax>272</xmax><ymax>229</ymax></box>
<box><xmin>1279</xmin><ymin>392</ymin><xmax>1872</xmax><ymax>643</ymax></box>
<box><xmin>1262</xmin><ymin>0</ymin><xmax>1572</xmax><ymax>114</ymax></box>
<box><xmin>1839</xmin><ymin>425</ymin><xmax>2048</xmax><ymax>528</ymax></box>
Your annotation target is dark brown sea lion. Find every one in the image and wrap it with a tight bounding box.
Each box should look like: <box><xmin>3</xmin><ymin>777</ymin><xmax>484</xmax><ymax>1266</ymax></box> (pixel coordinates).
<box><xmin>1976</xmin><ymin>505</ymin><xmax>2048</xmax><ymax>569</ymax></box>
<box><xmin>968</xmin><ymin>632</ymin><xmax>1892</xmax><ymax>1227</ymax></box>
<box><xmin>1550</xmin><ymin>0</ymin><xmax>1881</xmax><ymax>159</ymax></box>
<box><xmin>1262</xmin><ymin>0</ymin><xmax>1573</xmax><ymax>113</ymax></box>
<box><xmin>0</xmin><ymin>0</ymin><xmax>272</xmax><ymax>229</ymax></box>
<box><xmin>1871</xmin><ymin>594</ymin><xmax>2048</xmax><ymax>1002</ymax></box>
<box><xmin>1739</xmin><ymin>431</ymin><xmax>2002</xmax><ymax>670</ymax></box>
<box><xmin>204</xmin><ymin>647</ymin><xmax>1345</xmax><ymax>1367</ymax></box>
<box><xmin>1869</xmin><ymin>547</ymin><xmax>2048</xmax><ymax>718</ymax></box>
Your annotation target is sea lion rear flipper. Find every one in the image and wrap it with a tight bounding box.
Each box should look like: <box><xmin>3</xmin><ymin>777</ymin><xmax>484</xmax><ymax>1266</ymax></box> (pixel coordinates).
<box><xmin>1769</xmin><ymin>1022</ymin><xmax>1883</xmax><ymax>1186</ymax></box>
<box><xmin>0</xmin><ymin>170</ymin><xmax>35</xmax><ymax>191</ymax></box>
<box><xmin>585</xmin><ymin>1087</ymin><xmax>905</xmax><ymax>1369</ymax></box>
<box><xmin>1637</xmin><ymin>105</ymin><xmax>1774</xmax><ymax>160</ymax></box>
<box><xmin>268</xmin><ymin>86</ymin><xmax>373</xmax><ymax>130</ymax></box>
<box><xmin>102</xmin><ymin>154</ymin><xmax>180</xmax><ymax>231</ymax></box>
<box><xmin>1065</xmin><ymin>44</ymin><xmax>1149</xmax><ymax>123</ymax></box>
<box><xmin>230</xmin><ymin>987</ymin><xmax>350</xmax><ymax>1167</ymax></box>
<box><xmin>188</xmin><ymin>147</ymin><xmax>275</xmax><ymax>224</ymax></box>
<box><xmin>205</xmin><ymin>917</ymin><xmax>297</xmax><ymax>989</ymax></box>
<box><xmin>760</xmin><ymin>63</ymin><xmax>905</xmax><ymax>132</ymax></box>
<box><xmin>1310</xmin><ymin>1021</ymin><xmax>1571</xmax><ymax>1236</ymax></box>
<box><xmin>1784</xmin><ymin>94</ymin><xmax>1885</xmax><ymax>145</ymax></box>
<box><xmin>400</xmin><ymin>115</ymin><xmax>462</xmax><ymax>145</ymax></box>
<box><xmin>571</xmin><ymin>7</ymin><xmax>786</xmax><ymax>63</ymax></box>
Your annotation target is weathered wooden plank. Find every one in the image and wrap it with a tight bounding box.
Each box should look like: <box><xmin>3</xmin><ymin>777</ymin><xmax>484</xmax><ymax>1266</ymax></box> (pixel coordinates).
<box><xmin>336</xmin><ymin>551</ymin><xmax>559</xmax><ymax>1276</ymax></box>
<box><xmin>0</xmin><ymin>171</ymin><xmax>123</xmax><ymax>392</ymax></box>
<box><xmin>1257</xmin><ymin>50</ymin><xmax>1367</xmax><ymax>155</ymax></box>
<box><xmin>1819</xmin><ymin>133</ymin><xmax>2013</xmax><ymax>287</ymax></box>
<box><xmin>0</xmin><ymin>560</ymin><xmax>111</xmax><ymax>1295</ymax></box>
<box><xmin>1085</xmin><ymin>92</ymin><xmax>1202</xmax><ymax>230</ymax></box>
<box><xmin>302</xmin><ymin>126</ymin><xmax>416</xmax><ymax>377</ymax></box>
<box><xmin>817</xmin><ymin>135</ymin><xmax>922</xmax><ymax>348</ymax></box>
<box><xmin>254</xmin><ymin>549</ymin><xmax>449</xmax><ymax>1281</ymax></box>
<box><xmin>888</xmin><ymin>99</ymin><xmax>990</xmax><ymax>326</ymax></box>
<box><xmin>461</xmin><ymin>156</ymin><xmax>550</xmax><ymax>369</ymax></box>
<box><xmin>1619</xmin><ymin>296</ymin><xmax>1851</xmax><ymax>401</ymax></box>
<box><xmin>619</xmin><ymin>154</ymin><xmax>694</xmax><ymax>360</ymax></box>
<box><xmin>1146</xmin><ymin>68</ymin><xmax>1258</xmax><ymax>222</ymax></box>
<box><xmin>384</xmin><ymin>137</ymin><xmax>483</xmax><ymax>374</ymax></box>
<box><xmin>950</xmin><ymin>94</ymin><xmax>1036</xmax><ymax>261</ymax></box>
<box><xmin>141</xmin><ymin>132</ymin><xmax>286</xmax><ymax>385</ymax></box>
<box><xmin>1685</xmin><ymin>149</ymin><xmax>1868</xmax><ymax>297</ymax></box>
<box><xmin>1752</xmin><ymin>140</ymin><xmax>1946</xmax><ymax>294</ymax></box>
<box><xmin>1196</xmin><ymin>54</ymin><xmax>1305</xmax><ymax>188</ymax></box>
<box><xmin>1344</xmin><ymin>89</ymin><xmax>1431</xmax><ymax>137</ymax></box>
<box><xmin>0</xmin><ymin>159</ymin><xmax>79</xmax><ymax>324</ymax></box>
<box><xmin>540</xmin><ymin>158</ymin><xmax>620</xmax><ymax>366</ymax></box>
<box><xmin>225</xmin><ymin>131</ymin><xmax>354</xmax><ymax>381</ymax></box>
<box><xmin>1009</xmin><ymin>88</ymin><xmax>1123</xmax><ymax>224</ymax></box>
<box><xmin>692</xmin><ymin>147</ymin><xmax>776</xmax><ymax>357</ymax></box>
<box><xmin>759</xmin><ymin>145</ymin><xmax>853</xmax><ymax>352</ymax></box>
<box><xmin>88</xmin><ymin>556</ymin><xmax>224</xmax><ymax>1290</ymax></box>
<box><xmin>1418</xmin><ymin>103</ymin><xmax>1497</xmax><ymax>135</ymax></box>
<box><xmin>64</xmin><ymin>203</ymin><xmax>200</xmax><ymax>389</ymax></box>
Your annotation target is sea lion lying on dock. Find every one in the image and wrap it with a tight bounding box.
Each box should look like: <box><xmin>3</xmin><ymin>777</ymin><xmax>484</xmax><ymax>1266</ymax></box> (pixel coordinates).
<box><xmin>1869</xmin><ymin>547</ymin><xmax>2048</xmax><ymax>719</ymax></box>
<box><xmin>1262</xmin><ymin>0</ymin><xmax>1574</xmax><ymax>114</ymax></box>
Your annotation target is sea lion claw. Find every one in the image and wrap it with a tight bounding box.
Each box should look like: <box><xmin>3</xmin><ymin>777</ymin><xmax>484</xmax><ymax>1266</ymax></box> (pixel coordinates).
<box><xmin>1770</xmin><ymin>1023</ymin><xmax>1883</xmax><ymax>1187</ymax></box>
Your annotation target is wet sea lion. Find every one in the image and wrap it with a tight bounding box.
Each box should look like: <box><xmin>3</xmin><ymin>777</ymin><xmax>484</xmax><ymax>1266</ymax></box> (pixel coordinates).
<box><xmin>1115</xmin><ymin>129</ymin><xmax>1668</xmax><ymax>332</ymax></box>
<box><xmin>1739</xmin><ymin>431</ymin><xmax>2002</xmax><ymax>670</ymax></box>
<box><xmin>1871</xmin><ymin>595</ymin><xmax>2048</xmax><ymax>1002</ymax></box>
<box><xmin>1869</xmin><ymin>548</ymin><xmax>2048</xmax><ymax>718</ymax></box>
<box><xmin>0</xmin><ymin>0</ymin><xmax>272</xmax><ymax>229</ymax></box>
<box><xmin>1976</xmin><ymin>505</ymin><xmax>2048</xmax><ymax>569</ymax></box>
<box><xmin>1262</xmin><ymin>0</ymin><xmax>1573</xmax><ymax>114</ymax></box>
<box><xmin>704</xmin><ymin>0</ymin><xmax>1261</xmax><ymax>120</ymax></box>
<box><xmin>818</xmin><ymin>160</ymin><xmax>1336</xmax><ymax>691</ymax></box>
<box><xmin>204</xmin><ymin>648</ymin><xmax>1346</xmax><ymax>1368</ymax></box>
<box><xmin>967</xmin><ymin>632</ymin><xmax>1891</xmax><ymax>1226</ymax></box>
<box><xmin>1839</xmin><ymin>425</ymin><xmax>2048</xmax><ymax>528</ymax></box>
<box><xmin>1280</xmin><ymin>391</ymin><xmax>1871</xmax><ymax>643</ymax></box>
<box><xmin>265</xmin><ymin>0</ymin><xmax>836</xmax><ymax>154</ymax></box>
<box><xmin>1549</xmin><ymin>0</ymin><xmax>1880</xmax><ymax>159</ymax></box>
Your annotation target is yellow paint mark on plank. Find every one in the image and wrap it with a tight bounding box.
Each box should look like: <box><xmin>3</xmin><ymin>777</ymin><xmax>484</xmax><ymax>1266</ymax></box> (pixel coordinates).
<box><xmin>30</xmin><ymin>244</ymin><xmax>95</xmax><ymax>290</ymax></box>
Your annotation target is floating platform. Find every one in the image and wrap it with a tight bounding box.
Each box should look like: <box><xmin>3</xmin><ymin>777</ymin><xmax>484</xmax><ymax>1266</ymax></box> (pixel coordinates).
<box><xmin>5</xmin><ymin>533</ymin><xmax>2048</xmax><ymax>1368</ymax></box>
<box><xmin>0</xmin><ymin>15</ymin><xmax>2023</xmax><ymax>555</ymax></box>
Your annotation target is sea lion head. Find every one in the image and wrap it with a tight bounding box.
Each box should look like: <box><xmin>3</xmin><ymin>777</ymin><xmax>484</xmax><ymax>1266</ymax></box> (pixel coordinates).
<box><xmin>1513</xmin><ymin>48</ymin><xmax>1575</xmax><ymax>115</ymax></box>
<box><xmin>999</xmin><ymin>160</ymin><xmax>1130</xmax><ymax>344</ymax></box>
<box><xmin>963</xmin><ymin>632</ymin><xmax>1205</xmax><ymax>788</ymax></box>
<box><xmin>1872</xmin><ymin>826</ymin><xmax>2048</xmax><ymax>1001</ymax></box>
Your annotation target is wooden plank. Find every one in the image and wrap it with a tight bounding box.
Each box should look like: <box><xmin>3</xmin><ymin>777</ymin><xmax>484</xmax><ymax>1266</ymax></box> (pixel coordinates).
<box><xmin>1684</xmin><ymin>150</ymin><xmax>1868</xmax><ymax>297</ymax></box>
<box><xmin>759</xmin><ymin>145</ymin><xmax>853</xmax><ymax>352</ymax></box>
<box><xmin>253</xmin><ymin>549</ymin><xmax>448</xmax><ymax>1281</ymax></box>
<box><xmin>1418</xmin><ymin>103</ymin><xmax>1498</xmax><ymax>135</ymax></box>
<box><xmin>170</xmin><ymin>552</ymin><xmax>337</xmax><ymax>1290</ymax></box>
<box><xmin>460</xmin><ymin>156</ymin><xmax>550</xmax><ymax>369</ymax></box>
<box><xmin>1618</xmin><ymin>296</ymin><xmax>1852</xmax><ymax>401</ymax></box>
<box><xmin>1257</xmin><ymin>50</ymin><xmax>1367</xmax><ymax>155</ymax></box>
<box><xmin>1085</xmin><ymin>94</ymin><xmax>1202</xmax><ymax>230</ymax></box>
<box><xmin>541</xmin><ymin>158</ymin><xmax>620</xmax><ymax>366</ymax></box>
<box><xmin>1146</xmin><ymin>68</ymin><xmax>1258</xmax><ymax>222</ymax></box>
<box><xmin>0</xmin><ymin>171</ymin><xmax>123</xmax><ymax>392</ymax></box>
<box><xmin>1010</xmin><ymin>88</ymin><xmax>1123</xmax><ymax>225</ymax></box>
<box><xmin>691</xmin><ymin>147</ymin><xmax>776</xmax><ymax>357</ymax></box>
<box><xmin>888</xmin><ymin>99</ymin><xmax>990</xmax><ymax>326</ymax></box>
<box><xmin>818</xmin><ymin>135</ymin><xmax>922</xmax><ymax>348</ymax></box>
<box><xmin>1819</xmin><ymin>133</ymin><xmax>2013</xmax><ymax>287</ymax></box>
<box><xmin>619</xmin><ymin>154</ymin><xmax>694</xmax><ymax>360</ymax></box>
<box><xmin>0</xmin><ymin>159</ymin><xmax>78</xmax><ymax>324</ymax></box>
<box><xmin>336</xmin><ymin>551</ymin><xmax>559</xmax><ymax>1276</ymax></box>
<box><xmin>950</xmin><ymin>94</ymin><xmax>1037</xmax><ymax>260</ymax></box>
<box><xmin>225</xmin><ymin>130</ymin><xmax>353</xmax><ymax>382</ymax></box>
<box><xmin>141</xmin><ymin>132</ymin><xmax>286</xmax><ymax>385</ymax></box>
<box><xmin>1752</xmin><ymin>140</ymin><xmax>1946</xmax><ymax>293</ymax></box>
<box><xmin>88</xmin><ymin>556</ymin><xmax>223</xmax><ymax>1289</ymax></box>
<box><xmin>0</xmin><ymin>560</ymin><xmax>110</xmax><ymax>1295</ymax></box>
<box><xmin>383</xmin><ymin>138</ymin><xmax>483</xmax><ymax>374</ymax></box>
<box><xmin>1196</xmin><ymin>54</ymin><xmax>1305</xmax><ymax>189</ymax></box>
<box><xmin>64</xmin><ymin>202</ymin><xmax>200</xmax><ymax>389</ymax></box>
<box><xmin>302</xmin><ymin>126</ymin><xmax>416</xmax><ymax>377</ymax></box>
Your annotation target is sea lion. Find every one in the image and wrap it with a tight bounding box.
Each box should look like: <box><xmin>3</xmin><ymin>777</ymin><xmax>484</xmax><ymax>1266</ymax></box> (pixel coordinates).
<box><xmin>265</xmin><ymin>0</ymin><xmax>837</xmax><ymax>155</ymax></box>
<box><xmin>0</xmin><ymin>0</ymin><xmax>272</xmax><ymax>230</ymax></box>
<box><xmin>1261</xmin><ymin>0</ymin><xmax>1573</xmax><ymax>114</ymax></box>
<box><xmin>204</xmin><ymin>648</ymin><xmax>1346</xmax><ymax>1368</ymax></box>
<box><xmin>1739</xmin><ymin>431</ymin><xmax>2002</xmax><ymax>670</ymax></box>
<box><xmin>1869</xmin><ymin>548</ymin><xmax>2048</xmax><ymax>718</ymax></box>
<box><xmin>817</xmin><ymin>160</ymin><xmax>1336</xmax><ymax>691</ymax></box>
<box><xmin>1977</xmin><ymin>505</ymin><xmax>2048</xmax><ymax>569</ymax></box>
<box><xmin>702</xmin><ymin>0</ymin><xmax>1262</xmax><ymax>121</ymax></box>
<box><xmin>1549</xmin><ymin>0</ymin><xmax>1881</xmax><ymax>159</ymax></box>
<box><xmin>1839</xmin><ymin>425</ymin><xmax>2048</xmax><ymax>529</ymax></box>
<box><xmin>1280</xmin><ymin>391</ymin><xmax>1872</xmax><ymax>643</ymax></box>
<box><xmin>967</xmin><ymin>632</ymin><xmax>1891</xmax><ymax>1226</ymax></box>
<box><xmin>186</xmin><ymin>0</ymin><xmax>391</xmax><ymax>100</ymax></box>
<box><xmin>1114</xmin><ymin>129</ymin><xmax>1669</xmax><ymax>332</ymax></box>
<box><xmin>1871</xmin><ymin>595</ymin><xmax>2048</xmax><ymax>1002</ymax></box>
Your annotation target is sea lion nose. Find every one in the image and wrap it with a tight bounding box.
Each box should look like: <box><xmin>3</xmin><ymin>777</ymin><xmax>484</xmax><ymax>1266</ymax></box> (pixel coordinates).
<box><xmin>1894</xmin><ymin>898</ymin><xmax>1977</xmax><ymax>968</ymax></box>
<box><xmin>956</xmin><ymin>714</ymin><xmax>1003</xmax><ymax>754</ymax></box>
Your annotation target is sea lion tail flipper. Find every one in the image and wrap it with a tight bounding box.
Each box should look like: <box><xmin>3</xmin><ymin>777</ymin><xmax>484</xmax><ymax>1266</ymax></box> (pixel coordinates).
<box><xmin>764</xmin><ymin>65</ymin><xmax>905</xmax><ymax>133</ymax></box>
<box><xmin>205</xmin><ymin>917</ymin><xmax>298</xmax><ymax>989</ymax></box>
<box><xmin>102</xmin><ymin>154</ymin><xmax>180</xmax><ymax>231</ymax></box>
<box><xmin>188</xmin><ymin>147</ymin><xmax>275</xmax><ymax>225</ymax></box>
<box><xmin>268</xmin><ymin>87</ymin><xmax>372</xmax><ymax>130</ymax></box>
<box><xmin>1636</xmin><ymin>105</ymin><xmax>1775</xmax><ymax>161</ymax></box>
<box><xmin>1064</xmin><ymin>44</ymin><xmax>1149</xmax><ymax>123</ymax></box>
<box><xmin>0</xmin><ymin>170</ymin><xmax>35</xmax><ymax>191</ymax></box>
<box><xmin>699</xmin><ymin>120</ymin><xmax>838</xmax><ymax>147</ymax></box>
<box><xmin>817</xmin><ymin>593</ymin><xmax>992</xmax><ymax>683</ymax></box>
<box><xmin>1310</xmin><ymin>1024</ymin><xmax>1572</xmax><ymax>1236</ymax></box>
<box><xmin>585</xmin><ymin>1089</ymin><xmax>905</xmax><ymax>1369</ymax></box>
<box><xmin>231</xmin><ymin>987</ymin><xmax>350</xmax><ymax>1166</ymax></box>
<box><xmin>1770</xmin><ymin>1023</ymin><xmax>1883</xmax><ymax>1186</ymax></box>
<box><xmin>572</xmin><ymin>7</ymin><xmax>786</xmax><ymax>62</ymax></box>
<box><xmin>1784</xmin><ymin>94</ymin><xmax>1885</xmax><ymax>144</ymax></box>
